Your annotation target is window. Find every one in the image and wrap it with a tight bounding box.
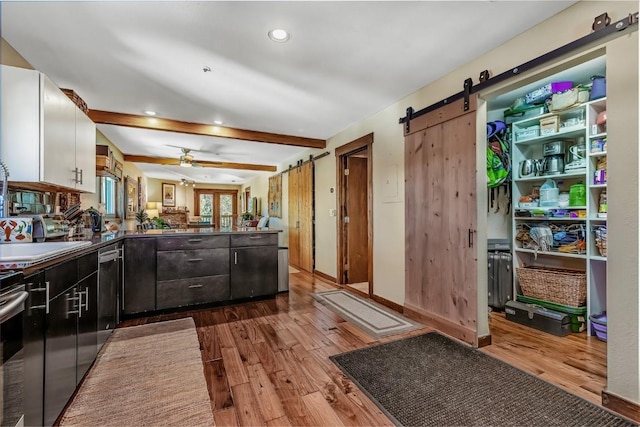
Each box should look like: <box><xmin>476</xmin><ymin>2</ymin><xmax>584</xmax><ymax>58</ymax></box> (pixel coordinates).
<box><xmin>99</xmin><ymin>176</ymin><xmax>118</xmax><ymax>217</ymax></box>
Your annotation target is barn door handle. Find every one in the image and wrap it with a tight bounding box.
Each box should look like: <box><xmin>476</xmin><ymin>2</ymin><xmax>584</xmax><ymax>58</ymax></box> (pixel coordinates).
<box><xmin>468</xmin><ymin>229</ymin><xmax>474</xmax><ymax>248</ymax></box>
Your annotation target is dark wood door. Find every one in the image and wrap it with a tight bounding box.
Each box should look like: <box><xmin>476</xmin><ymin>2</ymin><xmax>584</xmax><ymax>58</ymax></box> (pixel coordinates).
<box><xmin>405</xmin><ymin>96</ymin><xmax>478</xmax><ymax>345</ymax></box>
<box><xmin>346</xmin><ymin>156</ymin><xmax>368</xmax><ymax>283</ymax></box>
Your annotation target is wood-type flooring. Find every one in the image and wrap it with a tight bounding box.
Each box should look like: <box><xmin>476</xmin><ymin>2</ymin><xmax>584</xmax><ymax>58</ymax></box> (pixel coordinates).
<box><xmin>120</xmin><ymin>270</ymin><xmax>608</xmax><ymax>426</ymax></box>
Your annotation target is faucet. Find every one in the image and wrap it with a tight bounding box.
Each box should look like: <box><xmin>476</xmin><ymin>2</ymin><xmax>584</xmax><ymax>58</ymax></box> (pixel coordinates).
<box><xmin>0</xmin><ymin>161</ymin><xmax>9</xmax><ymax>218</ymax></box>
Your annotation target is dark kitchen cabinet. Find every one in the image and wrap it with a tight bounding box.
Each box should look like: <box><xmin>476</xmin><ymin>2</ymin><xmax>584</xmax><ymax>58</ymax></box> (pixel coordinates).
<box><xmin>23</xmin><ymin>272</ymin><xmax>45</xmax><ymax>427</ymax></box>
<box><xmin>43</xmin><ymin>260</ymin><xmax>78</xmax><ymax>427</ymax></box>
<box><xmin>156</xmin><ymin>235</ymin><xmax>230</xmax><ymax>309</ymax></box>
<box><xmin>75</xmin><ymin>271</ymin><xmax>97</xmax><ymax>384</ymax></box>
<box><xmin>43</xmin><ymin>250</ymin><xmax>98</xmax><ymax>426</ymax></box>
<box><xmin>230</xmin><ymin>244</ymin><xmax>278</xmax><ymax>300</ymax></box>
<box><xmin>123</xmin><ymin>238</ymin><xmax>156</xmax><ymax>314</ymax></box>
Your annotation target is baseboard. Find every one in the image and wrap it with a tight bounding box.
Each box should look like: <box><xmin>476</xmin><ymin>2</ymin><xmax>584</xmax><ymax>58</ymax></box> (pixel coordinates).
<box><xmin>404</xmin><ymin>303</ymin><xmax>478</xmax><ymax>346</ymax></box>
<box><xmin>313</xmin><ymin>270</ymin><xmax>337</xmax><ymax>284</ymax></box>
<box><xmin>371</xmin><ymin>294</ymin><xmax>404</xmax><ymax>313</ymax></box>
<box><xmin>602</xmin><ymin>389</ymin><xmax>640</xmax><ymax>423</ymax></box>
<box><xmin>477</xmin><ymin>334</ymin><xmax>492</xmax><ymax>348</ymax></box>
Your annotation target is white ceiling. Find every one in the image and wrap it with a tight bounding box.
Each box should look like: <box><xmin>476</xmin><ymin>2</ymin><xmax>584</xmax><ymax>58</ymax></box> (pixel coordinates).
<box><xmin>1</xmin><ymin>1</ymin><xmax>576</xmax><ymax>184</ymax></box>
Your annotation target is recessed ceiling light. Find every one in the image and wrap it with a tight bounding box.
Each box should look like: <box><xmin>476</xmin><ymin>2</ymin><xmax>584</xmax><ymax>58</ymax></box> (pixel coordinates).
<box><xmin>268</xmin><ymin>29</ymin><xmax>290</xmax><ymax>43</ymax></box>
<box><xmin>144</xmin><ymin>110</ymin><xmax>156</xmax><ymax>116</ymax></box>
<box><xmin>213</xmin><ymin>120</ymin><xmax>223</xmax><ymax>125</ymax></box>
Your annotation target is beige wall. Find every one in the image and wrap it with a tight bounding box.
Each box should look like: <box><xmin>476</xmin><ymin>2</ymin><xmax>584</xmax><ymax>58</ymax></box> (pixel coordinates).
<box><xmin>303</xmin><ymin>1</ymin><xmax>638</xmax><ymax>404</ymax></box>
<box><xmin>1</xmin><ymin>38</ymin><xmax>33</xmax><ymax>68</ymax></box>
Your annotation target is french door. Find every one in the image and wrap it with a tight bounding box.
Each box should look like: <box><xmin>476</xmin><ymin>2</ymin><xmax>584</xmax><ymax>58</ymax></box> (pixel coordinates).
<box><xmin>194</xmin><ymin>189</ymin><xmax>238</xmax><ymax>227</ymax></box>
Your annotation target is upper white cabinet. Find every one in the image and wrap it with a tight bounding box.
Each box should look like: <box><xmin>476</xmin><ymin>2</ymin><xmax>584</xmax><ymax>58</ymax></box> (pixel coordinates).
<box><xmin>1</xmin><ymin>65</ymin><xmax>96</xmax><ymax>192</ymax></box>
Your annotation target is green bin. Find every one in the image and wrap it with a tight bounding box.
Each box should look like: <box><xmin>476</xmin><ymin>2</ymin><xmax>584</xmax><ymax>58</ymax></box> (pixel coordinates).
<box><xmin>516</xmin><ymin>294</ymin><xmax>587</xmax><ymax>333</ymax></box>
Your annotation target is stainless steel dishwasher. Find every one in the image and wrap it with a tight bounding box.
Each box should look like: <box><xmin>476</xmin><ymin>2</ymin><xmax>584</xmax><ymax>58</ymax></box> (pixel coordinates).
<box><xmin>97</xmin><ymin>244</ymin><xmax>122</xmax><ymax>351</ymax></box>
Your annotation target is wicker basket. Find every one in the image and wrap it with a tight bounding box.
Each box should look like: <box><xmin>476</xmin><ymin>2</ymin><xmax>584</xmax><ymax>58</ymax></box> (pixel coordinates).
<box><xmin>516</xmin><ymin>266</ymin><xmax>587</xmax><ymax>307</ymax></box>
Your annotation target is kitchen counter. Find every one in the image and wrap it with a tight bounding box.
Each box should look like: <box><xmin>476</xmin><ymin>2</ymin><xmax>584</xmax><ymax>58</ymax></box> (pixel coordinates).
<box><xmin>0</xmin><ymin>227</ymin><xmax>281</xmax><ymax>274</ymax></box>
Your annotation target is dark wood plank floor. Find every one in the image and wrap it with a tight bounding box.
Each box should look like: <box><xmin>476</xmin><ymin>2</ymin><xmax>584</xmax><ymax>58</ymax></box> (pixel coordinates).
<box><xmin>120</xmin><ymin>270</ymin><xmax>607</xmax><ymax>425</ymax></box>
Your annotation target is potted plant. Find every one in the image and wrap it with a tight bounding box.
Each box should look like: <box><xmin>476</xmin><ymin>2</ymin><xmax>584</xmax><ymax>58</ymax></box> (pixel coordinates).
<box><xmin>135</xmin><ymin>208</ymin><xmax>149</xmax><ymax>230</ymax></box>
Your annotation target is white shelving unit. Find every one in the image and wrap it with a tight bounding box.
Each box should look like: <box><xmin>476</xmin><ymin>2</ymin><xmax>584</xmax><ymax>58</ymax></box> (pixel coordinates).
<box><xmin>510</xmin><ymin>97</ymin><xmax>608</xmax><ymax>335</ymax></box>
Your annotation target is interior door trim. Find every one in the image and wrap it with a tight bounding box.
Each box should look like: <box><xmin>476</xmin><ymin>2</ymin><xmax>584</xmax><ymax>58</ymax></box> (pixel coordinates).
<box><xmin>335</xmin><ymin>133</ymin><xmax>373</xmax><ymax>292</ymax></box>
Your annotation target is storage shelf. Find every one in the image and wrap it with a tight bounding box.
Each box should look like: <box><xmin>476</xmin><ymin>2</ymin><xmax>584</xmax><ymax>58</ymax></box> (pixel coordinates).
<box><xmin>514</xmin><ymin>127</ymin><xmax>586</xmax><ymax>145</ymax></box>
<box><xmin>514</xmin><ymin>170</ymin><xmax>587</xmax><ymax>182</ymax></box>
<box><xmin>589</xmin><ymin>151</ymin><xmax>607</xmax><ymax>157</ymax></box>
<box><xmin>514</xmin><ymin>217</ymin><xmax>586</xmax><ymax>222</ymax></box>
<box><xmin>590</xmin><ymin>216</ymin><xmax>607</xmax><ymax>221</ymax></box>
<box><xmin>590</xmin><ymin>183</ymin><xmax>607</xmax><ymax>188</ymax></box>
<box><xmin>590</xmin><ymin>255</ymin><xmax>607</xmax><ymax>262</ymax></box>
<box><xmin>515</xmin><ymin>206</ymin><xmax>587</xmax><ymax>211</ymax></box>
<box><xmin>515</xmin><ymin>248</ymin><xmax>587</xmax><ymax>259</ymax></box>
<box><xmin>589</xmin><ymin>132</ymin><xmax>607</xmax><ymax>139</ymax></box>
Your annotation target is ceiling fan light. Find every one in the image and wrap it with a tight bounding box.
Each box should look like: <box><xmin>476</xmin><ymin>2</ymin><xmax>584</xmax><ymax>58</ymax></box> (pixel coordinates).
<box><xmin>179</xmin><ymin>160</ymin><xmax>192</xmax><ymax>167</ymax></box>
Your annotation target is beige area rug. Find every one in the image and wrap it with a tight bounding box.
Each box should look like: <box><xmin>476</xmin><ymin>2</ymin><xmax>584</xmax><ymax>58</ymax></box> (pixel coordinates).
<box><xmin>311</xmin><ymin>290</ymin><xmax>422</xmax><ymax>338</ymax></box>
<box><xmin>60</xmin><ymin>318</ymin><xmax>213</xmax><ymax>427</ymax></box>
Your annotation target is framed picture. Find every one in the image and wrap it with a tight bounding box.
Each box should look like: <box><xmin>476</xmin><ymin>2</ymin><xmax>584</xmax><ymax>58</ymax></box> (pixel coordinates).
<box><xmin>125</xmin><ymin>176</ymin><xmax>138</xmax><ymax>219</ymax></box>
<box><xmin>162</xmin><ymin>183</ymin><xmax>176</xmax><ymax>207</ymax></box>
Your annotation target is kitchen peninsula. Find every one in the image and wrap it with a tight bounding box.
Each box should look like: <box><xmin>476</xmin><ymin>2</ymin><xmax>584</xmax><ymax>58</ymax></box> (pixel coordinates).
<box><xmin>0</xmin><ymin>227</ymin><xmax>280</xmax><ymax>427</ymax></box>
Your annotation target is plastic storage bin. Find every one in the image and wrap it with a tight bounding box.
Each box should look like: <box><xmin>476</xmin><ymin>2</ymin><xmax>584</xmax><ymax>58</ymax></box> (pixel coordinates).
<box><xmin>517</xmin><ymin>294</ymin><xmax>586</xmax><ymax>332</ymax></box>
<box><xmin>589</xmin><ymin>312</ymin><xmax>607</xmax><ymax>341</ymax></box>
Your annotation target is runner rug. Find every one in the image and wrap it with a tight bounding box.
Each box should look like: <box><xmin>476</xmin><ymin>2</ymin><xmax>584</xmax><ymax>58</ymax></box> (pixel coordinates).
<box><xmin>59</xmin><ymin>318</ymin><xmax>213</xmax><ymax>426</ymax></box>
<box><xmin>331</xmin><ymin>332</ymin><xmax>634</xmax><ymax>426</ymax></box>
<box><xmin>311</xmin><ymin>289</ymin><xmax>421</xmax><ymax>338</ymax></box>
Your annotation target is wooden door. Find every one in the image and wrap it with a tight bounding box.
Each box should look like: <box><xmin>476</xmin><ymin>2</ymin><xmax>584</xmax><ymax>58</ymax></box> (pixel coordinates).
<box><xmin>288</xmin><ymin>167</ymin><xmax>300</xmax><ymax>267</ymax></box>
<box><xmin>346</xmin><ymin>156</ymin><xmax>368</xmax><ymax>283</ymax></box>
<box><xmin>404</xmin><ymin>96</ymin><xmax>478</xmax><ymax>345</ymax></box>
<box><xmin>298</xmin><ymin>162</ymin><xmax>314</xmax><ymax>272</ymax></box>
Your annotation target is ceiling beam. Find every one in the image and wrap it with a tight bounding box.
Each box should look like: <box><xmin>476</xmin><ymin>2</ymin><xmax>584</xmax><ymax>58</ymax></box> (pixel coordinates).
<box><xmin>89</xmin><ymin>110</ymin><xmax>326</xmax><ymax>149</ymax></box>
<box><xmin>123</xmin><ymin>155</ymin><xmax>277</xmax><ymax>172</ymax></box>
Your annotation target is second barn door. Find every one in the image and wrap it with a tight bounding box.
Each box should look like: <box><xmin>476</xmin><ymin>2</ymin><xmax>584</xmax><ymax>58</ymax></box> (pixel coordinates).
<box><xmin>404</xmin><ymin>96</ymin><xmax>479</xmax><ymax>345</ymax></box>
<box><xmin>288</xmin><ymin>161</ymin><xmax>314</xmax><ymax>272</ymax></box>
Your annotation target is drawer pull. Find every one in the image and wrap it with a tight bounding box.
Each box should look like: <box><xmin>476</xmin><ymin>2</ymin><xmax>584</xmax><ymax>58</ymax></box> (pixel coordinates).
<box><xmin>188</xmin><ymin>284</ymin><xmax>203</xmax><ymax>289</ymax></box>
<box><xmin>249</xmin><ymin>236</ymin><xmax>262</xmax><ymax>239</ymax></box>
<box><xmin>188</xmin><ymin>239</ymin><xmax>203</xmax><ymax>243</ymax></box>
<box><xmin>187</xmin><ymin>258</ymin><xmax>203</xmax><ymax>262</ymax></box>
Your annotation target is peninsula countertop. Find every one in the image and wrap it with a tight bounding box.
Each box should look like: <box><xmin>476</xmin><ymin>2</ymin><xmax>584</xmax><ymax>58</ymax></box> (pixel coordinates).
<box><xmin>0</xmin><ymin>227</ymin><xmax>281</xmax><ymax>274</ymax></box>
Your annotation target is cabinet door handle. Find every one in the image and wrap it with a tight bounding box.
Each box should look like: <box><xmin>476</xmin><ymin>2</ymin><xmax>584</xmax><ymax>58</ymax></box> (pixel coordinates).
<box><xmin>79</xmin><ymin>168</ymin><xmax>83</xmax><ymax>185</ymax></box>
<box><xmin>187</xmin><ymin>258</ymin><xmax>203</xmax><ymax>262</ymax></box>
<box><xmin>73</xmin><ymin>167</ymin><xmax>79</xmax><ymax>183</ymax></box>
<box><xmin>188</xmin><ymin>284</ymin><xmax>203</xmax><ymax>289</ymax></box>
<box><xmin>234</xmin><ymin>251</ymin><xmax>238</xmax><ymax>265</ymax></box>
<box><xmin>83</xmin><ymin>287</ymin><xmax>89</xmax><ymax>311</ymax></box>
<box><xmin>29</xmin><ymin>281</ymin><xmax>49</xmax><ymax>313</ymax></box>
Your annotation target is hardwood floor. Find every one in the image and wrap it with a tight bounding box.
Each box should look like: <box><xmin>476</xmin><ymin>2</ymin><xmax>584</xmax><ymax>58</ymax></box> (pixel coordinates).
<box><xmin>120</xmin><ymin>270</ymin><xmax>608</xmax><ymax>425</ymax></box>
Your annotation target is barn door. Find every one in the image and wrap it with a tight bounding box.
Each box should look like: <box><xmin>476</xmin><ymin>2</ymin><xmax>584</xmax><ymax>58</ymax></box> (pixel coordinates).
<box><xmin>287</xmin><ymin>162</ymin><xmax>314</xmax><ymax>272</ymax></box>
<box><xmin>404</xmin><ymin>96</ymin><xmax>479</xmax><ymax>346</ymax></box>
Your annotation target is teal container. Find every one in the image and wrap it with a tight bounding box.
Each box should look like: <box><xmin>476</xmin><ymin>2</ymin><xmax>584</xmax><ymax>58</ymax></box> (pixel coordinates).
<box><xmin>517</xmin><ymin>294</ymin><xmax>587</xmax><ymax>333</ymax></box>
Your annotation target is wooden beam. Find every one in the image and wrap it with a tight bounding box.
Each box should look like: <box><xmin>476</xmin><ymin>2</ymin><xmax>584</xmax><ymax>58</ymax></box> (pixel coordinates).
<box><xmin>89</xmin><ymin>110</ymin><xmax>326</xmax><ymax>149</ymax></box>
<box><xmin>123</xmin><ymin>155</ymin><xmax>277</xmax><ymax>172</ymax></box>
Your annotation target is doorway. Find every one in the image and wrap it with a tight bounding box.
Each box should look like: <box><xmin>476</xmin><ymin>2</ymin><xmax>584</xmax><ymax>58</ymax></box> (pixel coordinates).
<box><xmin>336</xmin><ymin>133</ymin><xmax>373</xmax><ymax>296</ymax></box>
<box><xmin>194</xmin><ymin>189</ymin><xmax>238</xmax><ymax>227</ymax></box>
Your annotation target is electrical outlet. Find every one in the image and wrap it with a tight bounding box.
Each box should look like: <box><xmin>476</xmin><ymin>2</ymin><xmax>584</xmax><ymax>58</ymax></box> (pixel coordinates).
<box><xmin>329</xmin><ymin>208</ymin><xmax>336</xmax><ymax>217</ymax></box>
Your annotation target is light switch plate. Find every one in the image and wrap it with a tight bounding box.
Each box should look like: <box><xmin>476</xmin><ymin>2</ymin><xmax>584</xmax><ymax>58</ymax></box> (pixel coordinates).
<box><xmin>329</xmin><ymin>208</ymin><xmax>336</xmax><ymax>217</ymax></box>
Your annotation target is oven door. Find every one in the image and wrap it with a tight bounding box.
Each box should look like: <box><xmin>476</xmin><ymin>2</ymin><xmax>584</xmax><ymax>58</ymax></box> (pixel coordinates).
<box><xmin>1</xmin><ymin>284</ymin><xmax>28</xmax><ymax>427</ymax></box>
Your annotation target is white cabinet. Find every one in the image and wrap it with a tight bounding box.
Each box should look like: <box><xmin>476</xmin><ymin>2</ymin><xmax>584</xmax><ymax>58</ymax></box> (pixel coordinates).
<box><xmin>1</xmin><ymin>65</ymin><xmax>96</xmax><ymax>192</ymax></box>
<box><xmin>510</xmin><ymin>97</ymin><xmax>608</xmax><ymax>334</ymax></box>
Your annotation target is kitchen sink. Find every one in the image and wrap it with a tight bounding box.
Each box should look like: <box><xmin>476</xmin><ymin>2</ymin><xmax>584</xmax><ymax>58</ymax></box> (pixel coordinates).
<box><xmin>0</xmin><ymin>241</ymin><xmax>92</xmax><ymax>269</ymax></box>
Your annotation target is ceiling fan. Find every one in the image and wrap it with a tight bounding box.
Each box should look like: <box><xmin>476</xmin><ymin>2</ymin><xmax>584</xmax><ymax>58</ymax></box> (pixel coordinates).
<box><xmin>178</xmin><ymin>148</ymin><xmax>201</xmax><ymax>168</ymax></box>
